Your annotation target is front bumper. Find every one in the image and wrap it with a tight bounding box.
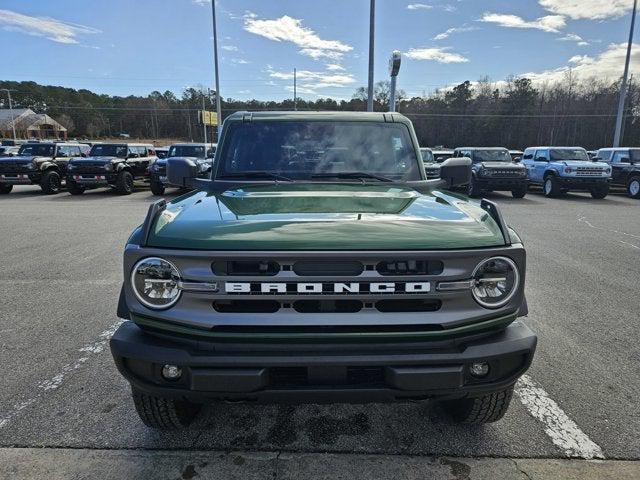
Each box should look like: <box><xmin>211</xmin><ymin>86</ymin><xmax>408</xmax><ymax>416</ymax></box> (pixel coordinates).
<box><xmin>556</xmin><ymin>177</ymin><xmax>610</xmax><ymax>190</ymax></box>
<box><xmin>474</xmin><ymin>177</ymin><xmax>528</xmax><ymax>191</ymax></box>
<box><xmin>67</xmin><ymin>173</ymin><xmax>116</xmax><ymax>186</ymax></box>
<box><xmin>111</xmin><ymin>320</ymin><xmax>536</xmax><ymax>403</ymax></box>
<box><xmin>0</xmin><ymin>172</ymin><xmax>40</xmax><ymax>184</ymax></box>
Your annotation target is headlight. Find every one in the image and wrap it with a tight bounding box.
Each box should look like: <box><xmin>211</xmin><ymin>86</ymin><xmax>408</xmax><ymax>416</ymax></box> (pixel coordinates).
<box><xmin>103</xmin><ymin>163</ymin><xmax>113</xmax><ymax>172</ymax></box>
<box><xmin>26</xmin><ymin>162</ymin><xmax>36</xmax><ymax>170</ymax></box>
<box><xmin>471</xmin><ymin>256</ymin><xmax>519</xmax><ymax>309</ymax></box>
<box><xmin>564</xmin><ymin>167</ymin><xmax>573</xmax><ymax>174</ymax></box>
<box><xmin>131</xmin><ymin>257</ymin><xmax>182</xmax><ymax>309</ymax></box>
<box><xmin>67</xmin><ymin>163</ymin><xmax>76</xmax><ymax>171</ymax></box>
<box><xmin>604</xmin><ymin>168</ymin><xmax>611</xmax><ymax>174</ymax></box>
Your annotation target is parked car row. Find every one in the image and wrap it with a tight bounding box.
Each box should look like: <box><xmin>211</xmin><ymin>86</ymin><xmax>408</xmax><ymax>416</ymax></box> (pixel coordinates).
<box><xmin>0</xmin><ymin>141</ymin><xmax>216</xmax><ymax>195</ymax></box>
<box><xmin>420</xmin><ymin>146</ymin><xmax>640</xmax><ymax>200</ymax></box>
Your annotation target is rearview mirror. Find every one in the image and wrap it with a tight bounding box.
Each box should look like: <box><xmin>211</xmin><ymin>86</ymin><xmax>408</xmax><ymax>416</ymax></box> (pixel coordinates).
<box><xmin>167</xmin><ymin>157</ymin><xmax>198</xmax><ymax>187</ymax></box>
<box><xmin>439</xmin><ymin>157</ymin><xmax>472</xmax><ymax>188</ymax></box>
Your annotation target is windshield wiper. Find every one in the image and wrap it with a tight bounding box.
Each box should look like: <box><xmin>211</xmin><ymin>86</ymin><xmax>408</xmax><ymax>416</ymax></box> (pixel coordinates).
<box><xmin>310</xmin><ymin>171</ymin><xmax>394</xmax><ymax>183</ymax></box>
<box><xmin>218</xmin><ymin>171</ymin><xmax>294</xmax><ymax>182</ymax></box>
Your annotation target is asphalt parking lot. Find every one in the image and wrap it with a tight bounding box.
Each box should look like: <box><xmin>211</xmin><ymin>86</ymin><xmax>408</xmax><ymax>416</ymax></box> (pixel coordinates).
<box><xmin>1</xmin><ymin>185</ymin><xmax>639</xmax><ymax>479</ymax></box>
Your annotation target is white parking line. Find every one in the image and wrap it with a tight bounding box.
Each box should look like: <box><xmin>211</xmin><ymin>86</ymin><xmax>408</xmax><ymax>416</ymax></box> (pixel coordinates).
<box><xmin>578</xmin><ymin>216</ymin><xmax>640</xmax><ymax>250</ymax></box>
<box><xmin>0</xmin><ymin>320</ymin><xmax>123</xmax><ymax>429</ymax></box>
<box><xmin>515</xmin><ymin>374</ymin><xmax>604</xmax><ymax>459</ymax></box>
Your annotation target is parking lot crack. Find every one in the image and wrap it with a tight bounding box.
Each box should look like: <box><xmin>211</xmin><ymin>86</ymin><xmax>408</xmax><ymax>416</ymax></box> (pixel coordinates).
<box><xmin>510</xmin><ymin>458</ymin><xmax>533</xmax><ymax>480</ymax></box>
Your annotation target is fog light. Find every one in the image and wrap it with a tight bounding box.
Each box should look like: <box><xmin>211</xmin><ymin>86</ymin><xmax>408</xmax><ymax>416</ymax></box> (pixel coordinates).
<box><xmin>161</xmin><ymin>364</ymin><xmax>182</xmax><ymax>380</ymax></box>
<box><xmin>470</xmin><ymin>362</ymin><xmax>490</xmax><ymax>378</ymax></box>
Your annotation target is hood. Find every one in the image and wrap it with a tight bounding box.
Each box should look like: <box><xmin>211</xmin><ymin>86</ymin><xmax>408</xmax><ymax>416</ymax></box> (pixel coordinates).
<box><xmin>145</xmin><ymin>183</ymin><xmax>506</xmax><ymax>251</ymax></box>
<box><xmin>558</xmin><ymin>161</ymin><xmax>606</xmax><ymax>168</ymax></box>
<box><xmin>0</xmin><ymin>155</ymin><xmax>36</xmax><ymax>163</ymax></box>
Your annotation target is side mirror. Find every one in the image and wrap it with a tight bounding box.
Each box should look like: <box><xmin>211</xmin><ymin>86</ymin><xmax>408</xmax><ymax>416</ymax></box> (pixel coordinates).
<box><xmin>167</xmin><ymin>157</ymin><xmax>198</xmax><ymax>187</ymax></box>
<box><xmin>513</xmin><ymin>156</ymin><xmax>522</xmax><ymax>162</ymax></box>
<box><xmin>81</xmin><ymin>152</ymin><xmax>87</xmax><ymax>157</ymax></box>
<box><xmin>440</xmin><ymin>157</ymin><xmax>472</xmax><ymax>188</ymax></box>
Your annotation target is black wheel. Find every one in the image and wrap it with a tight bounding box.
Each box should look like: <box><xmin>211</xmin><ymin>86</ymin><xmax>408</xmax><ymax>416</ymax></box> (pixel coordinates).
<box><xmin>0</xmin><ymin>184</ymin><xmax>12</xmax><ymax>194</ymax></box>
<box><xmin>590</xmin><ymin>184</ymin><xmax>609</xmax><ymax>199</ymax></box>
<box><xmin>466</xmin><ymin>178</ymin><xmax>481</xmax><ymax>198</ymax></box>
<box><xmin>150</xmin><ymin>180</ymin><xmax>165</xmax><ymax>196</ymax></box>
<box><xmin>542</xmin><ymin>175</ymin><xmax>561</xmax><ymax>198</ymax></box>
<box><xmin>67</xmin><ymin>180</ymin><xmax>85</xmax><ymax>195</ymax></box>
<box><xmin>511</xmin><ymin>185</ymin><xmax>527</xmax><ymax>198</ymax></box>
<box><xmin>627</xmin><ymin>176</ymin><xmax>640</xmax><ymax>199</ymax></box>
<box><xmin>132</xmin><ymin>388</ymin><xmax>202</xmax><ymax>430</ymax></box>
<box><xmin>116</xmin><ymin>170</ymin><xmax>134</xmax><ymax>195</ymax></box>
<box><xmin>439</xmin><ymin>385</ymin><xmax>514</xmax><ymax>425</ymax></box>
<box><xmin>40</xmin><ymin>170</ymin><xmax>61</xmax><ymax>194</ymax></box>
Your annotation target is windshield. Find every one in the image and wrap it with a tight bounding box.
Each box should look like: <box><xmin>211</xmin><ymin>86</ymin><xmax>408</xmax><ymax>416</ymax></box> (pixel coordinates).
<box><xmin>550</xmin><ymin>148</ymin><xmax>589</xmax><ymax>162</ymax></box>
<box><xmin>169</xmin><ymin>145</ymin><xmax>206</xmax><ymax>158</ymax></box>
<box><xmin>420</xmin><ymin>148</ymin><xmax>434</xmax><ymax>163</ymax></box>
<box><xmin>89</xmin><ymin>144</ymin><xmax>128</xmax><ymax>158</ymax></box>
<box><xmin>217</xmin><ymin>121</ymin><xmax>421</xmax><ymax>181</ymax></box>
<box><xmin>18</xmin><ymin>144</ymin><xmax>55</xmax><ymax>156</ymax></box>
<box><xmin>472</xmin><ymin>149</ymin><xmax>511</xmax><ymax>162</ymax></box>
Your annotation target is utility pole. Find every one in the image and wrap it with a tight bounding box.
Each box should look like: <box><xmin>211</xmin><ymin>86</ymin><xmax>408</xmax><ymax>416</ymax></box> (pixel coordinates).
<box><xmin>294</xmin><ymin>68</ymin><xmax>297</xmax><ymax>111</ymax></box>
<box><xmin>367</xmin><ymin>0</ymin><xmax>375</xmax><ymax>112</ymax></box>
<box><xmin>620</xmin><ymin>73</ymin><xmax>634</xmax><ymax>143</ymax></box>
<box><xmin>211</xmin><ymin>0</ymin><xmax>222</xmax><ymax>140</ymax></box>
<box><xmin>1</xmin><ymin>88</ymin><xmax>17</xmax><ymax>141</ymax></box>
<box><xmin>201</xmin><ymin>95</ymin><xmax>207</xmax><ymax>145</ymax></box>
<box><xmin>614</xmin><ymin>0</ymin><xmax>637</xmax><ymax>147</ymax></box>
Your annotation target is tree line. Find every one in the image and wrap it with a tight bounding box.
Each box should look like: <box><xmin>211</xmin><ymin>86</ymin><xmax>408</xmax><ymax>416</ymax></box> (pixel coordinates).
<box><xmin>0</xmin><ymin>74</ymin><xmax>637</xmax><ymax>149</ymax></box>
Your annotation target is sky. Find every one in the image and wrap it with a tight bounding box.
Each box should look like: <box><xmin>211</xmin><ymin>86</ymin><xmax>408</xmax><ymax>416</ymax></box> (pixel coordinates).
<box><xmin>0</xmin><ymin>0</ymin><xmax>639</xmax><ymax>101</ymax></box>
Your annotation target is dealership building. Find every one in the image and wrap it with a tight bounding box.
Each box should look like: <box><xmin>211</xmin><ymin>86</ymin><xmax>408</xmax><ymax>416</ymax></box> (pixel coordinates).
<box><xmin>0</xmin><ymin>108</ymin><xmax>67</xmax><ymax>140</ymax></box>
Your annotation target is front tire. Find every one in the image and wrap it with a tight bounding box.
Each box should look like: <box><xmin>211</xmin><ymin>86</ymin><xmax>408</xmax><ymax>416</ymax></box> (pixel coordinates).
<box><xmin>40</xmin><ymin>170</ymin><xmax>61</xmax><ymax>194</ymax></box>
<box><xmin>67</xmin><ymin>180</ymin><xmax>85</xmax><ymax>195</ymax></box>
<box><xmin>115</xmin><ymin>170</ymin><xmax>134</xmax><ymax>195</ymax></box>
<box><xmin>627</xmin><ymin>176</ymin><xmax>640</xmax><ymax>199</ymax></box>
<box><xmin>0</xmin><ymin>184</ymin><xmax>12</xmax><ymax>194</ymax></box>
<box><xmin>467</xmin><ymin>178</ymin><xmax>481</xmax><ymax>198</ymax></box>
<box><xmin>132</xmin><ymin>388</ymin><xmax>202</xmax><ymax>430</ymax></box>
<box><xmin>511</xmin><ymin>185</ymin><xmax>527</xmax><ymax>198</ymax></box>
<box><xmin>439</xmin><ymin>385</ymin><xmax>514</xmax><ymax>425</ymax></box>
<box><xmin>543</xmin><ymin>175</ymin><xmax>561</xmax><ymax>198</ymax></box>
<box><xmin>150</xmin><ymin>180</ymin><xmax>165</xmax><ymax>196</ymax></box>
<box><xmin>590</xmin><ymin>184</ymin><xmax>609</xmax><ymax>199</ymax></box>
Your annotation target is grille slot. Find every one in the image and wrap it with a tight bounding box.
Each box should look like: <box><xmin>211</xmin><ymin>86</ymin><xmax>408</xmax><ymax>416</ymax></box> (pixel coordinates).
<box><xmin>293</xmin><ymin>300</ymin><xmax>362</xmax><ymax>313</ymax></box>
<box><xmin>293</xmin><ymin>260</ymin><xmax>363</xmax><ymax>276</ymax></box>
<box><xmin>212</xmin><ymin>260</ymin><xmax>280</xmax><ymax>276</ymax></box>
<box><xmin>213</xmin><ymin>300</ymin><xmax>280</xmax><ymax>313</ymax></box>
<box><xmin>375</xmin><ymin>299</ymin><xmax>441</xmax><ymax>313</ymax></box>
<box><xmin>376</xmin><ymin>260</ymin><xmax>443</xmax><ymax>275</ymax></box>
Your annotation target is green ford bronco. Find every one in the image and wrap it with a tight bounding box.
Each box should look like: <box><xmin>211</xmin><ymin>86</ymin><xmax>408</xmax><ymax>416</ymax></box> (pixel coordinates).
<box><xmin>110</xmin><ymin>111</ymin><xmax>536</xmax><ymax>429</ymax></box>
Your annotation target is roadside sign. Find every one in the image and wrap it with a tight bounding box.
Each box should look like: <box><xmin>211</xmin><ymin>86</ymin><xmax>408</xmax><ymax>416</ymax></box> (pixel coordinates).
<box><xmin>199</xmin><ymin>110</ymin><xmax>218</xmax><ymax>126</ymax></box>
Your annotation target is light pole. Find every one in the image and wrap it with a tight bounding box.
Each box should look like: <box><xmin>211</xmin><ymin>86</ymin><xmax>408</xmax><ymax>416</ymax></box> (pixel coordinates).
<box><xmin>1</xmin><ymin>88</ymin><xmax>17</xmax><ymax>141</ymax></box>
<box><xmin>294</xmin><ymin>68</ymin><xmax>297</xmax><ymax>111</ymax></box>
<box><xmin>367</xmin><ymin>0</ymin><xmax>375</xmax><ymax>112</ymax></box>
<box><xmin>613</xmin><ymin>0</ymin><xmax>637</xmax><ymax>147</ymax></box>
<box><xmin>211</xmin><ymin>0</ymin><xmax>222</xmax><ymax>140</ymax></box>
<box><xmin>388</xmin><ymin>51</ymin><xmax>402</xmax><ymax>112</ymax></box>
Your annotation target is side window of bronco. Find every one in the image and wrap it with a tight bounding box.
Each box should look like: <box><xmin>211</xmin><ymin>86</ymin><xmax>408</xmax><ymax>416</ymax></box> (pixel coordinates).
<box><xmin>612</xmin><ymin>151</ymin><xmax>630</xmax><ymax>164</ymax></box>
<box><xmin>523</xmin><ymin>149</ymin><xmax>534</xmax><ymax>160</ymax></box>
<box><xmin>56</xmin><ymin>145</ymin><xmax>80</xmax><ymax>158</ymax></box>
<box><xmin>534</xmin><ymin>149</ymin><xmax>549</xmax><ymax>161</ymax></box>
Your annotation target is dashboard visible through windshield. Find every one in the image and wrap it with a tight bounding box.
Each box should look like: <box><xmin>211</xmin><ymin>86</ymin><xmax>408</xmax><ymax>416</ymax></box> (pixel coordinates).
<box><xmin>216</xmin><ymin>121</ymin><xmax>421</xmax><ymax>181</ymax></box>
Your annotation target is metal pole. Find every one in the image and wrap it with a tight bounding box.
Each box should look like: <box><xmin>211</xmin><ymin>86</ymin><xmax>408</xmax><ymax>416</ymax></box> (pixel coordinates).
<box><xmin>294</xmin><ymin>68</ymin><xmax>297</xmax><ymax>111</ymax></box>
<box><xmin>211</xmin><ymin>0</ymin><xmax>222</xmax><ymax>140</ymax></box>
<box><xmin>1</xmin><ymin>89</ymin><xmax>17</xmax><ymax>141</ymax></box>
<box><xmin>367</xmin><ymin>0</ymin><xmax>375</xmax><ymax>112</ymax></box>
<box><xmin>620</xmin><ymin>73</ymin><xmax>633</xmax><ymax>142</ymax></box>
<box><xmin>389</xmin><ymin>76</ymin><xmax>397</xmax><ymax>112</ymax></box>
<box><xmin>614</xmin><ymin>0</ymin><xmax>637</xmax><ymax>147</ymax></box>
<box><xmin>202</xmin><ymin>95</ymin><xmax>207</xmax><ymax>145</ymax></box>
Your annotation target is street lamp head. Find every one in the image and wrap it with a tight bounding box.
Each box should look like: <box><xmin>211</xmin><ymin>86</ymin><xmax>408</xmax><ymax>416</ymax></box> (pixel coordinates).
<box><xmin>389</xmin><ymin>50</ymin><xmax>402</xmax><ymax>77</ymax></box>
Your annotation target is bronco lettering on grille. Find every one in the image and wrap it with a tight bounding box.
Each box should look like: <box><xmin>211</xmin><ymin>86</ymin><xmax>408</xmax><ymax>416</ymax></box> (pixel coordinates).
<box><xmin>224</xmin><ymin>282</ymin><xmax>431</xmax><ymax>294</ymax></box>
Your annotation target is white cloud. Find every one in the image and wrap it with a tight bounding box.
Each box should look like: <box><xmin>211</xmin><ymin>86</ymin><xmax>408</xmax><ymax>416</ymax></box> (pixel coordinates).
<box><xmin>221</xmin><ymin>45</ymin><xmax>238</xmax><ymax>51</ymax></box>
<box><xmin>558</xmin><ymin>33</ymin><xmax>589</xmax><ymax>46</ymax></box>
<box><xmin>433</xmin><ymin>25</ymin><xmax>477</xmax><ymax>40</ymax></box>
<box><xmin>244</xmin><ymin>15</ymin><xmax>352</xmax><ymax>61</ymax></box>
<box><xmin>230</xmin><ymin>58</ymin><xmax>250</xmax><ymax>64</ymax></box>
<box><xmin>405</xmin><ymin>47</ymin><xmax>469</xmax><ymax>63</ymax></box>
<box><xmin>539</xmin><ymin>0</ymin><xmax>632</xmax><ymax>20</ymax></box>
<box><xmin>480</xmin><ymin>13</ymin><xmax>566</xmax><ymax>33</ymax></box>
<box><xmin>326</xmin><ymin>64</ymin><xmax>346</xmax><ymax>71</ymax></box>
<box><xmin>269</xmin><ymin>68</ymin><xmax>356</xmax><ymax>95</ymax></box>
<box><xmin>407</xmin><ymin>3</ymin><xmax>432</xmax><ymax>10</ymax></box>
<box><xmin>521</xmin><ymin>43</ymin><xmax>640</xmax><ymax>84</ymax></box>
<box><xmin>0</xmin><ymin>9</ymin><xmax>99</xmax><ymax>44</ymax></box>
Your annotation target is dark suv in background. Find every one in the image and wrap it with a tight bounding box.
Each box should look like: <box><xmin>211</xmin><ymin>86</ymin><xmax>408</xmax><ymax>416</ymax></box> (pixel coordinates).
<box><xmin>0</xmin><ymin>142</ymin><xmax>86</xmax><ymax>194</ymax></box>
<box><xmin>149</xmin><ymin>143</ymin><xmax>215</xmax><ymax>195</ymax></box>
<box><xmin>596</xmin><ymin>148</ymin><xmax>640</xmax><ymax>198</ymax></box>
<box><xmin>66</xmin><ymin>143</ymin><xmax>156</xmax><ymax>195</ymax></box>
<box><xmin>453</xmin><ymin>147</ymin><xmax>528</xmax><ymax>198</ymax></box>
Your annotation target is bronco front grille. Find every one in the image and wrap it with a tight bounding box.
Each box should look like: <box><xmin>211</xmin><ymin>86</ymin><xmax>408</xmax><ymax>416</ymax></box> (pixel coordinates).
<box><xmin>576</xmin><ymin>167</ymin><xmax>603</xmax><ymax>176</ymax></box>
<box><xmin>486</xmin><ymin>169</ymin><xmax>524</xmax><ymax>177</ymax></box>
<box><xmin>0</xmin><ymin>162</ymin><xmax>32</xmax><ymax>173</ymax></box>
<box><xmin>72</xmin><ymin>163</ymin><xmax>108</xmax><ymax>174</ymax></box>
